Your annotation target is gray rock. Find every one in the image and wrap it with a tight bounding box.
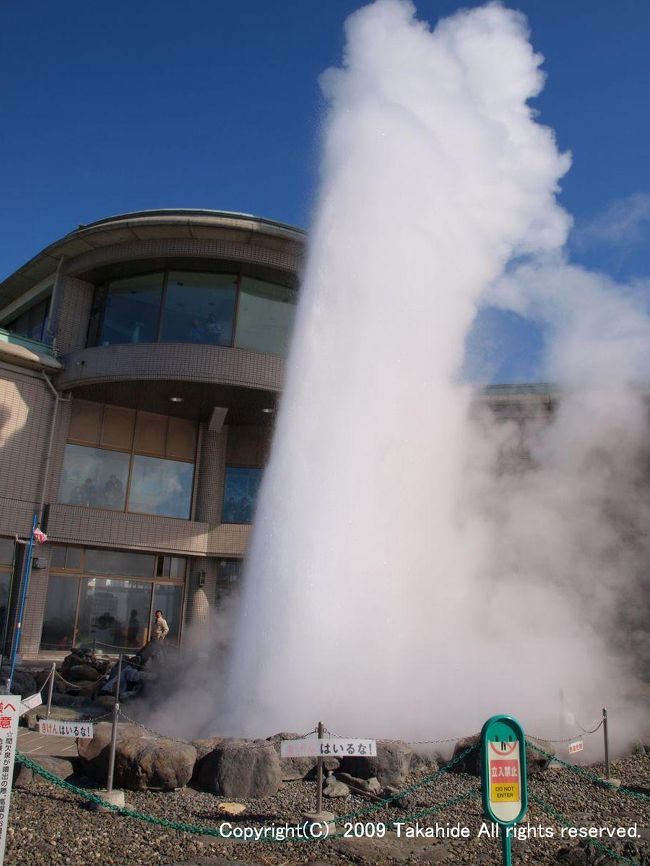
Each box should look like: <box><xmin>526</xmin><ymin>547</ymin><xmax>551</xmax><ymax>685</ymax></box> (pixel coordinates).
<box><xmin>335</xmin><ymin>772</ymin><xmax>381</xmax><ymax>794</ymax></box>
<box><xmin>196</xmin><ymin>738</ymin><xmax>282</xmax><ymax>798</ymax></box>
<box><xmin>14</xmin><ymin>756</ymin><xmax>76</xmax><ymax>788</ymax></box>
<box><xmin>323</xmin><ymin>778</ymin><xmax>350</xmax><ymax>798</ymax></box>
<box><xmin>78</xmin><ymin>722</ymin><xmax>196</xmax><ymax>790</ymax></box>
<box><xmin>192</xmin><ymin>735</ymin><xmax>226</xmax><ymax>762</ymax></box>
<box><xmin>338</xmin><ymin>739</ymin><xmax>413</xmax><ymax>786</ymax></box>
<box><xmin>0</xmin><ymin>667</ymin><xmax>37</xmax><ymax>698</ymax></box>
<box><xmin>66</xmin><ymin>664</ymin><xmax>101</xmax><ymax>682</ymax></box>
<box><xmin>410</xmin><ymin>750</ymin><xmax>439</xmax><ymax>775</ymax></box>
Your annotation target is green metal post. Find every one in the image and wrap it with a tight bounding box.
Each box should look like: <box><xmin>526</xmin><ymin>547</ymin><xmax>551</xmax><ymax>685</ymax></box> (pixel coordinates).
<box><xmin>501</xmin><ymin>827</ymin><xmax>512</xmax><ymax>866</ymax></box>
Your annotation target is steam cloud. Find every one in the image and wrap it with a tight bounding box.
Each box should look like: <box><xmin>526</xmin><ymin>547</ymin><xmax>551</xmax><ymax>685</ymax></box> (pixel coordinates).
<box><xmin>150</xmin><ymin>0</ymin><xmax>649</xmax><ymax>751</ymax></box>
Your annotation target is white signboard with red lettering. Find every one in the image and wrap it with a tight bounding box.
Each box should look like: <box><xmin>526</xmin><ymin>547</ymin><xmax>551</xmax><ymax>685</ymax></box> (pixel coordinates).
<box><xmin>568</xmin><ymin>740</ymin><xmax>584</xmax><ymax>755</ymax></box>
<box><xmin>38</xmin><ymin>719</ymin><xmax>93</xmax><ymax>739</ymax></box>
<box><xmin>487</xmin><ymin>738</ymin><xmax>523</xmax><ymax>824</ymax></box>
<box><xmin>280</xmin><ymin>738</ymin><xmax>376</xmax><ymax>758</ymax></box>
<box><xmin>0</xmin><ymin>696</ymin><xmax>20</xmax><ymax>866</ymax></box>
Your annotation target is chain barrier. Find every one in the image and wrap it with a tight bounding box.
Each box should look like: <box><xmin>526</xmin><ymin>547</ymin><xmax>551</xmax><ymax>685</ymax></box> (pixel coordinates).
<box><xmin>54</xmin><ymin>670</ymin><xmax>96</xmax><ymax>689</ymax></box>
<box><xmin>117</xmin><ymin>710</ymin><xmax>319</xmax><ymax>750</ymax></box>
<box><xmin>526</xmin><ymin>724</ymin><xmax>604</xmax><ymax>744</ymax></box>
<box><xmin>324</xmin><ymin>727</ymin><xmax>476</xmax><ymax>745</ymax></box>
<box><xmin>335</xmin><ymin>744</ymin><xmax>479</xmax><ymax>822</ymax></box>
<box><xmin>14</xmin><ymin>748</ymin><xmax>480</xmax><ymax>845</ymax></box>
<box><xmin>576</xmin><ymin>717</ymin><xmax>605</xmax><ymax>735</ymax></box>
<box><xmin>525</xmin><ymin>738</ymin><xmax>650</xmax><ymax>804</ymax></box>
<box><xmin>529</xmin><ymin>791</ymin><xmax>643</xmax><ymax>866</ymax></box>
<box><xmin>36</xmin><ymin>710</ymin><xmax>114</xmax><ymax>725</ymax></box>
<box><xmin>326</xmin><ymin>726</ymin><xmax>605</xmax><ymax>747</ymax></box>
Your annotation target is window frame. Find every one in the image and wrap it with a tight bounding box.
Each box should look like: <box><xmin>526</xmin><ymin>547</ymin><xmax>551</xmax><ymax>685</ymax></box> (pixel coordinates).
<box><xmin>41</xmin><ymin>546</ymin><xmax>187</xmax><ymax>651</ymax></box>
<box><xmin>61</xmin><ymin>407</ymin><xmax>197</xmax><ymax>520</ymax></box>
<box><xmin>222</xmin><ymin>464</ymin><xmax>263</xmax><ymax>525</ymax></box>
<box><xmin>88</xmin><ymin>265</ymin><xmax>297</xmax><ymax>356</ymax></box>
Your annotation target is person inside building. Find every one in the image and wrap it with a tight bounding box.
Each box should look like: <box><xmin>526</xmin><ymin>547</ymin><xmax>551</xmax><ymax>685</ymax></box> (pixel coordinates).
<box><xmin>151</xmin><ymin>609</ymin><xmax>169</xmax><ymax>641</ymax></box>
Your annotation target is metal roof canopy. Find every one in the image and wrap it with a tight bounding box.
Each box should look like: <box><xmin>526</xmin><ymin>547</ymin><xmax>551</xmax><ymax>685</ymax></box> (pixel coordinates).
<box><xmin>0</xmin><ymin>209</ymin><xmax>306</xmax><ymax>309</ymax></box>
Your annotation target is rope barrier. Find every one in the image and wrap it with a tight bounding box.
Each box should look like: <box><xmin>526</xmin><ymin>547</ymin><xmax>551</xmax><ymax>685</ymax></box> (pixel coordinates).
<box><xmin>334</xmin><ymin>744</ymin><xmax>479</xmax><ymax>822</ymax></box>
<box><xmin>55</xmin><ymin>670</ymin><xmax>98</xmax><ymax>689</ymax></box>
<box><xmin>525</xmin><ymin>738</ymin><xmax>650</xmax><ymax>804</ymax></box>
<box><xmin>117</xmin><ymin>711</ymin><xmax>320</xmax><ymax>749</ymax></box>
<box><xmin>529</xmin><ymin>791</ymin><xmax>644</xmax><ymax>866</ymax></box>
<box><xmin>14</xmin><ymin>748</ymin><xmax>480</xmax><ymax>844</ymax></box>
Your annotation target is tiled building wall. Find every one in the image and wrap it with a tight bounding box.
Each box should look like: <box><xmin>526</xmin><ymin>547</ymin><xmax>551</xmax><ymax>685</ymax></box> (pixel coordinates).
<box><xmin>67</xmin><ymin>238</ymin><xmax>302</xmax><ymax>282</ymax></box>
<box><xmin>0</xmin><ymin>363</ymin><xmax>55</xmax><ymax>537</ymax></box>
<box><xmin>55</xmin><ymin>277</ymin><xmax>94</xmax><ymax>354</ymax></box>
<box><xmin>195</xmin><ymin>424</ymin><xmax>227</xmax><ymax>525</ymax></box>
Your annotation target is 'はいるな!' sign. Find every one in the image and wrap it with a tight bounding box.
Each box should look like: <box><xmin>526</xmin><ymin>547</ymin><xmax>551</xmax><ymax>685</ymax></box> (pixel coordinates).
<box><xmin>480</xmin><ymin>715</ymin><xmax>528</xmax><ymax>826</ymax></box>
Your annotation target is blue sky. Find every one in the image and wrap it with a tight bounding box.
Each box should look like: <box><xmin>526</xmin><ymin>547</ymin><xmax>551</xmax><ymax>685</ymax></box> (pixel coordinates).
<box><xmin>1</xmin><ymin>0</ymin><xmax>648</xmax><ymax>380</ymax></box>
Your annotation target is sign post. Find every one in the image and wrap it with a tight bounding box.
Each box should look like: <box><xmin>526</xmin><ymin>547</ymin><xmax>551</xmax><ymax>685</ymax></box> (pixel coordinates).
<box><xmin>0</xmin><ymin>696</ymin><xmax>20</xmax><ymax>866</ymax></box>
<box><xmin>281</xmin><ymin>733</ymin><xmax>377</xmax><ymax>834</ymax></box>
<box><xmin>480</xmin><ymin>715</ymin><xmax>528</xmax><ymax>866</ymax></box>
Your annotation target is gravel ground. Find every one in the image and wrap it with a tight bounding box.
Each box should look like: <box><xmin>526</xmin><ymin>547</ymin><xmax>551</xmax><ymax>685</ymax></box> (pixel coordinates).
<box><xmin>7</xmin><ymin>752</ymin><xmax>650</xmax><ymax>866</ymax></box>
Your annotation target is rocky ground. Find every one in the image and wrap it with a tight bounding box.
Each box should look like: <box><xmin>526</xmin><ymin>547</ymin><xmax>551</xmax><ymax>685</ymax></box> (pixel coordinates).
<box><xmin>7</xmin><ymin>751</ymin><xmax>650</xmax><ymax>866</ymax></box>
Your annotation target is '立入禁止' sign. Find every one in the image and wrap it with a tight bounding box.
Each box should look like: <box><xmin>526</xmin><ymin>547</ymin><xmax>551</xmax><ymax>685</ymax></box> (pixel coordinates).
<box><xmin>38</xmin><ymin>720</ymin><xmax>93</xmax><ymax>739</ymax></box>
<box><xmin>0</xmin><ymin>696</ymin><xmax>20</xmax><ymax>866</ymax></box>
<box><xmin>280</xmin><ymin>738</ymin><xmax>376</xmax><ymax>758</ymax></box>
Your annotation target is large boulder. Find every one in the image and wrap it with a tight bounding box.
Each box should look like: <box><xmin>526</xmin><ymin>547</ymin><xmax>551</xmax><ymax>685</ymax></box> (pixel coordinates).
<box><xmin>267</xmin><ymin>732</ymin><xmax>339</xmax><ymax>781</ymax></box>
<box><xmin>337</xmin><ymin>739</ymin><xmax>413</xmax><ymax>786</ymax></box>
<box><xmin>66</xmin><ymin>664</ymin><xmax>101</xmax><ymax>683</ymax></box>
<box><xmin>195</xmin><ymin>737</ymin><xmax>282</xmax><ymax>798</ymax></box>
<box><xmin>78</xmin><ymin>722</ymin><xmax>196</xmax><ymax>791</ymax></box>
<box><xmin>449</xmin><ymin>734</ymin><xmax>555</xmax><ymax>776</ymax></box>
<box><xmin>0</xmin><ymin>667</ymin><xmax>37</xmax><ymax>699</ymax></box>
<box><xmin>14</xmin><ymin>756</ymin><xmax>76</xmax><ymax>789</ymax></box>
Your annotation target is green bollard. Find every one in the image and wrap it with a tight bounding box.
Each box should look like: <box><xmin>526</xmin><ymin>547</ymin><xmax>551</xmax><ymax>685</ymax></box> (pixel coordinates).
<box><xmin>480</xmin><ymin>715</ymin><xmax>528</xmax><ymax>866</ymax></box>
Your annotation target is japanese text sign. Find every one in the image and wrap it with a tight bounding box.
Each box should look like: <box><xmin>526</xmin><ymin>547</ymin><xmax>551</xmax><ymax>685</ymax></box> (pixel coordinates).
<box><xmin>0</xmin><ymin>696</ymin><xmax>20</xmax><ymax>866</ymax></box>
<box><xmin>481</xmin><ymin>714</ymin><xmax>528</xmax><ymax>826</ymax></box>
<box><xmin>280</xmin><ymin>738</ymin><xmax>376</xmax><ymax>758</ymax></box>
<box><xmin>38</xmin><ymin>720</ymin><xmax>94</xmax><ymax>739</ymax></box>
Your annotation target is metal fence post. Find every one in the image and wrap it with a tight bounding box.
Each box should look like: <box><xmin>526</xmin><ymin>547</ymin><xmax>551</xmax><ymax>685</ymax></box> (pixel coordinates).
<box><xmin>316</xmin><ymin>720</ymin><xmax>324</xmax><ymax>814</ymax></box>
<box><xmin>106</xmin><ymin>654</ymin><xmax>122</xmax><ymax>794</ymax></box>
<box><xmin>602</xmin><ymin>707</ymin><xmax>610</xmax><ymax>781</ymax></box>
<box><xmin>46</xmin><ymin>662</ymin><xmax>56</xmax><ymax>719</ymax></box>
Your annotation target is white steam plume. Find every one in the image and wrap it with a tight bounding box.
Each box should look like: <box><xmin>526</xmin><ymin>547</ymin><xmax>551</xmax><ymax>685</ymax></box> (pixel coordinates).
<box><xmin>149</xmin><ymin>0</ymin><xmax>649</xmax><ymax>751</ymax></box>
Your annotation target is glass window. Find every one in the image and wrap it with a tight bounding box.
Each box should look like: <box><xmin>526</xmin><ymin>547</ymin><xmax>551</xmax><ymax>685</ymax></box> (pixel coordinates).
<box><xmin>59</xmin><ymin>444</ymin><xmax>129</xmax><ymax>509</ymax></box>
<box><xmin>222</xmin><ymin>467</ymin><xmax>262</xmax><ymax>524</ymax></box>
<box><xmin>76</xmin><ymin>578</ymin><xmax>152</xmax><ymax>651</ymax></box>
<box><xmin>0</xmin><ymin>538</ymin><xmax>14</xmax><ymax>566</ymax></box>
<box><xmin>40</xmin><ymin>575</ymin><xmax>80</xmax><ymax>651</ymax></box>
<box><xmin>128</xmin><ymin>455</ymin><xmax>194</xmax><ymax>519</ymax></box>
<box><xmin>6</xmin><ymin>297</ymin><xmax>50</xmax><ymax>342</ymax></box>
<box><xmin>85</xmin><ymin>549</ymin><xmax>155</xmax><ymax>578</ymax></box>
<box><xmin>152</xmin><ymin>584</ymin><xmax>183</xmax><ymax>644</ymax></box>
<box><xmin>161</xmin><ymin>271</ymin><xmax>236</xmax><ymax>346</ymax></box>
<box><xmin>217</xmin><ymin>559</ymin><xmax>242</xmax><ymax>583</ymax></box>
<box><xmin>235</xmin><ymin>277</ymin><xmax>297</xmax><ymax>355</ymax></box>
<box><xmin>49</xmin><ymin>545</ymin><xmax>82</xmax><ymax>570</ymax></box>
<box><xmin>99</xmin><ymin>273</ymin><xmax>163</xmax><ymax>345</ymax></box>
<box><xmin>157</xmin><ymin>556</ymin><xmax>186</xmax><ymax>579</ymax></box>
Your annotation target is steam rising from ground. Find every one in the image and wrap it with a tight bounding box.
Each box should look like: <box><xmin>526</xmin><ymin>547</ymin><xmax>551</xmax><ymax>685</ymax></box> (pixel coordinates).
<box><xmin>150</xmin><ymin>1</ymin><xmax>649</xmax><ymax>748</ymax></box>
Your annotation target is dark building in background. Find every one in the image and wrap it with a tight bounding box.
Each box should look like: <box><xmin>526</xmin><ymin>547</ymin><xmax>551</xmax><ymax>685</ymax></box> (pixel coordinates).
<box><xmin>0</xmin><ymin>210</ymin><xmax>303</xmax><ymax>659</ymax></box>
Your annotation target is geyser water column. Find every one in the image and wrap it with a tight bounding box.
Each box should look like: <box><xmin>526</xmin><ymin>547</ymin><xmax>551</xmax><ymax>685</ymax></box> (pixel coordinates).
<box><xmin>223</xmin><ymin>0</ymin><xmax>571</xmax><ymax>737</ymax></box>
